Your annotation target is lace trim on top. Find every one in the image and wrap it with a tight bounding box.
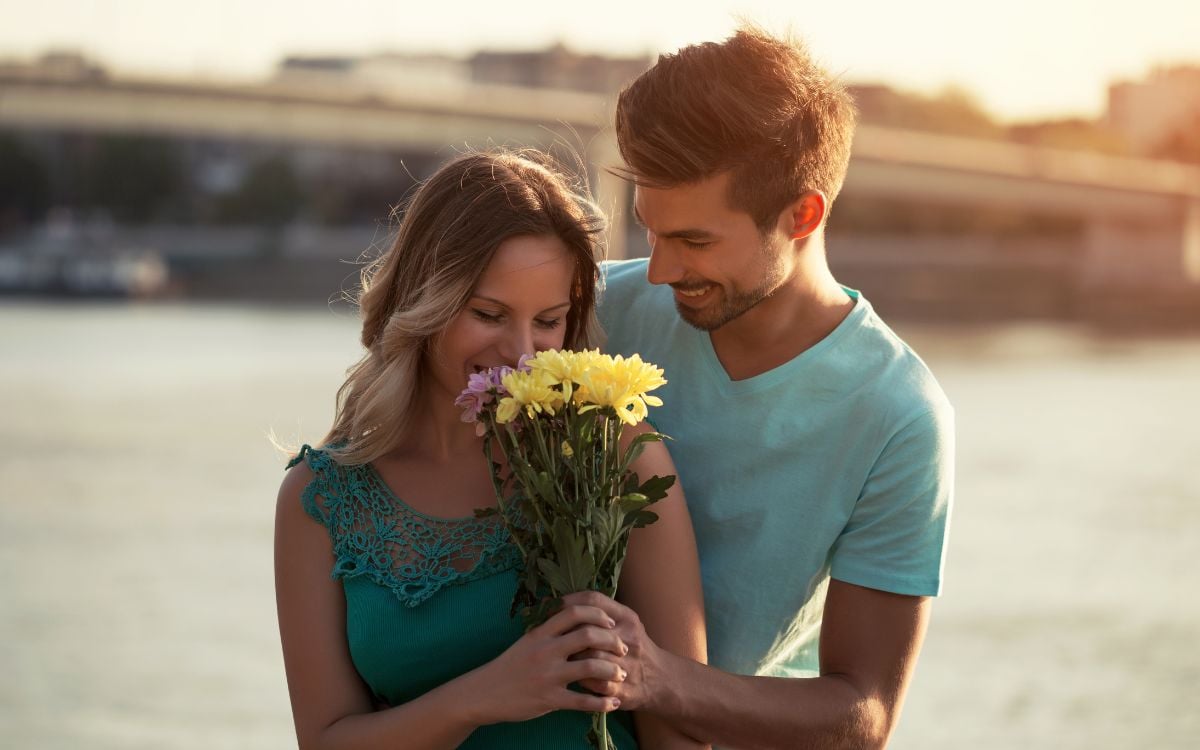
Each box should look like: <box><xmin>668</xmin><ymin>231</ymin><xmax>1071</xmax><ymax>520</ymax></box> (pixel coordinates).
<box><xmin>287</xmin><ymin>444</ymin><xmax>521</xmax><ymax>608</ymax></box>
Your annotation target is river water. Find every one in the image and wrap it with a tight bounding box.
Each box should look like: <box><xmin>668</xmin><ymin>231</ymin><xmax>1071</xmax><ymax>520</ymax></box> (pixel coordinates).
<box><xmin>1</xmin><ymin>302</ymin><xmax>1197</xmax><ymax>749</ymax></box>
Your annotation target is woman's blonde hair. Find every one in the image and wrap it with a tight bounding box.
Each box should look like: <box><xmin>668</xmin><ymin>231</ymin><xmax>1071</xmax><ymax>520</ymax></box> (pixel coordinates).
<box><xmin>321</xmin><ymin>149</ymin><xmax>606</xmax><ymax>466</ymax></box>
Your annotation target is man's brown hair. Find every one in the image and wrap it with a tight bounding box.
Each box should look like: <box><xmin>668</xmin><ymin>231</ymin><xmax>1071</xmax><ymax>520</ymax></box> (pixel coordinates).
<box><xmin>614</xmin><ymin>27</ymin><xmax>857</xmax><ymax>230</ymax></box>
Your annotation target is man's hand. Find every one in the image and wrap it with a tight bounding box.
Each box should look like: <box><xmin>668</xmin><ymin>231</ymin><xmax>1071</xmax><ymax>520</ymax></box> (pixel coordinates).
<box><xmin>567</xmin><ymin>582</ymin><xmax>931</xmax><ymax>750</ymax></box>
<box><xmin>561</xmin><ymin>590</ymin><xmax>675</xmax><ymax>713</ymax></box>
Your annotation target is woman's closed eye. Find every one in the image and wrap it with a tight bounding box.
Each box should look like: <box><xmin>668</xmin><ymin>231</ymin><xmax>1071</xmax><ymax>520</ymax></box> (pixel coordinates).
<box><xmin>471</xmin><ymin>308</ymin><xmax>503</xmax><ymax>324</ymax></box>
<box><xmin>471</xmin><ymin>309</ymin><xmax>563</xmax><ymax>330</ymax></box>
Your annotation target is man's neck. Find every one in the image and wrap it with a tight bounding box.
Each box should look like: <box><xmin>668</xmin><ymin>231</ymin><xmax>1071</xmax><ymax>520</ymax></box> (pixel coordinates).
<box><xmin>708</xmin><ymin>262</ymin><xmax>854</xmax><ymax>382</ymax></box>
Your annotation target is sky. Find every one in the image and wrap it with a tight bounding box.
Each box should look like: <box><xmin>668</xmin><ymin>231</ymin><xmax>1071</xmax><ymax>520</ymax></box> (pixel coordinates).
<box><xmin>1</xmin><ymin>0</ymin><xmax>1198</xmax><ymax>122</ymax></box>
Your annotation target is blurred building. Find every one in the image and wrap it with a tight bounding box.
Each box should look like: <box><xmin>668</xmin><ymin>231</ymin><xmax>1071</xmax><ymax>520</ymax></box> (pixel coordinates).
<box><xmin>0</xmin><ymin>51</ymin><xmax>107</xmax><ymax>82</ymax></box>
<box><xmin>4</xmin><ymin>51</ymin><xmax>1200</xmax><ymax>322</ymax></box>
<box><xmin>275</xmin><ymin>44</ymin><xmax>651</xmax><ymax>96</ymax></box>
<box><xmin>1107</xmin><ymin>66</ymin><xmax>1200</xmax><ymax>153</ymax></box>
<box><xmin>0</xmin><ymin>49</ymin><xmax>620</xmax><ymax>301</ymax></box>
<box><xmin>470</xmin><ymin>43</ymin><xmax>651</xmax><ymax>93</ymax></box>
<box><xmin>274</xmin><ymin>53</ymin><xmax>470</xmax><ymax>96</ymax></box>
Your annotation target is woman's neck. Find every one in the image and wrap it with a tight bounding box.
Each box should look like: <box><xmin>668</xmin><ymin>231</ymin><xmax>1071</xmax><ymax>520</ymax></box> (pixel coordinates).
<box><xmin>398</xmin><ymin>385</ymin><xmax>483</xmax><ymax>463</ymax></box>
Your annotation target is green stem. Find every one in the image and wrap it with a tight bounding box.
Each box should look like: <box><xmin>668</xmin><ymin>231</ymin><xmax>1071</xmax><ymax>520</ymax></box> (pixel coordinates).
<box><xmin>508</xmin><ymin>420</ymin><xmax>554</xmax><ymax>538</ymax></box>
<box><xmin>483</xmin><ymin>416</ymin><xmax>530</xmax><ymax>559</ymax></box>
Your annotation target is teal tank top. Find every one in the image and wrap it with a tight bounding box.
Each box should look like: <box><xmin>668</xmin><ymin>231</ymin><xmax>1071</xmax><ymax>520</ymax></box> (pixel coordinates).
<box><xmin>288</xmin><ymin>445</ymin><xmax>637</xmax><ymax>749</ymax></box>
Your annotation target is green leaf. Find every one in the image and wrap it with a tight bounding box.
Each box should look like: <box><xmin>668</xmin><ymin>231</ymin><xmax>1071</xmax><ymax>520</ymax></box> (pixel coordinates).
<box><xmin>637</xmin><ymin>474</ymin><xmax>676</xmax><ymax>502</ymax></box>
<box><xmin>533</xmin><ymin>470</ymin><xmax>556</xmax><ymax>503</ymax></box>
<box><xmin>536</xmin><ymin>558</ymin><xmax>574</xmax><ymax>594</ymax></box>
<box><xmin>624</xmin><ymin>510</ymin><xmax>659</xmax><ymax>529</ymax></box>
<box><xmin>618</xmin><ymin>430</ymin><xmax>667</xmax><ymax>473</ymax></box>
<box><xmin>622</xmin><ymin>472</ymin><xmax>640</xmax><ymax>495</ymax></box>
<box><xmin>631</xmin><ymin>430</ymin><xmax>666</xmax><ymax>447</ymax></box>
<box><xmin>548</xmin><ymin>517</ymin><xmax>597</xmax><ymax>592</ymax></box>
<box><xmin>589</xmin><ymin>505</ymin><xmax>616</xmax><ymax>551</ymax></box>
<box><xmin>617</xmin><ymin>493</ymin><xmax>650</xmax><ymax>515</ymax></box>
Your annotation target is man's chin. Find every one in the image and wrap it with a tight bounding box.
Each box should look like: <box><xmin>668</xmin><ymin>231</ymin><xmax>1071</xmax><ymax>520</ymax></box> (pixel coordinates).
<box><xmin>674</xmin><ymin>291</ymin><xmax>770</xmax><ymax>332</ymax></box>
<box><xmin>674</xmin><ymin>302</ymin><xmax>727</xmax><ymax>332</ymax></box>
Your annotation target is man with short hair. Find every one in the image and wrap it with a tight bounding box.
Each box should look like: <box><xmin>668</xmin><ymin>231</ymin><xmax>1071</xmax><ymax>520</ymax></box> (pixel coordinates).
<box><xmin>567</xmin><ymin>27</ymin><xmax>954</xmax><ymax>749</ymax></box>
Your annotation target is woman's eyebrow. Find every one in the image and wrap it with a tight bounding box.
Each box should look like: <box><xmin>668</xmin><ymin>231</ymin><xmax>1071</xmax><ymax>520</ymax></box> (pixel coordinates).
<box><xmin>472</xmin><ymin>296</ymin><xmax>571</xmax><ymax>312</ymax></box>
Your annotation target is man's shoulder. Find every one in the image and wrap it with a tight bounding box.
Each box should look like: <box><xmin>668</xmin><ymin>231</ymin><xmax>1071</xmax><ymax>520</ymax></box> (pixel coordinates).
<box><xmin>846</xmin><ymin>297</ymin><xmax>953</xmax><ymax>424</ymax></box>
<box><xmin>599</xmin><ymin>258</ymin><xmax>674</xmax><ymax>336</ymax></box>
<box><xmin>600</xmin><ymin>258</ymin><xmax>651</xmax><ymax>300</ymax></box>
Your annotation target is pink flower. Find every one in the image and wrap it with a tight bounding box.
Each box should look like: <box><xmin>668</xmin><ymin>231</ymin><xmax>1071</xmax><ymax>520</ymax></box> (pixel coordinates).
<box><xmin>455</xmin><ymin>372</ymin><xmax>494</xmax><ymax>423</ymax></box>
<box><xmin>456</xmin><ymin>361</ymin><xmax>525</xmax><ymax>424</ymax></box>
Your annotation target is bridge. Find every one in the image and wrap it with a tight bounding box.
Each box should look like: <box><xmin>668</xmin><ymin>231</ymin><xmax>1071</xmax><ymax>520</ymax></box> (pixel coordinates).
<box><xmin>3</xmin><ymin>70</ymin><xmax>1199</xmax><ymax>312</ymax></box>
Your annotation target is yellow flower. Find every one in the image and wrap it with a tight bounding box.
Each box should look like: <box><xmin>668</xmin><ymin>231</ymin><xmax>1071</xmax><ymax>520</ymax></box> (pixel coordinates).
<box><xmin>498</xmin><ymin>369</ymin><xmax>565</xmax><ymax>423</ymax></box>
<box><xmin>526</xmin><ymin>349</ymin><xmax>575</xmax><ymax>384</ymax></box>
<box><xmin>525</xmin><ymin>349</ymin><xmax>609</xmax><ymax>400</ymax></box>
<box><xmin>493</xmin><ymin>349</ymin><xmax>666</xmax><ymax>426</ymax></box>
<box><xmin>565</xmin><ymin>349</ymin><xmax>605</xmax><ymax>383</ymax></box>
<box><xmin>496</xmin><ymin>396</ymin><xmax>521</xmax><ymax>424</ymax></box>
<box><xmin>526</xmin><ymin>349</ymin><xmax>576</xmax><ymax>401</ymax></box>
<box><xmin>574</xmin><ymin>353</ymin><xmax>667</xmax><ymax>426</ymax></box>
<box><xmin>560</xmin><ymin>440</ymin><xmax>574</xmax><ymax>458</ymax></box>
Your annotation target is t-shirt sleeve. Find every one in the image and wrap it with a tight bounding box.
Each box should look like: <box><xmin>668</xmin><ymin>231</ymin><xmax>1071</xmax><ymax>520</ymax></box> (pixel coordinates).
<box><xmin>828</xmin><ymin>403</ymin><xmax>955</xmax><ymax>596</ymax></box>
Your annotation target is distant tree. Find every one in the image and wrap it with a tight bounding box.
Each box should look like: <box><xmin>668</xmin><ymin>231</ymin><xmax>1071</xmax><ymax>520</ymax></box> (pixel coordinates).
<box><xmin>829</xmin><ymin>195</ymin><xmax>1081</xmax><ymax>237</ymax></box>
<box><xmin>306</xmin><ymin>152</ymin><xmax>428</xmax><ymax>225</ymax></box>
<box><xmin>85</xmin><ymin>135</ymin><xmax>185</xmax><ymax>223</ymax></box>
<box><xmin>216</xmin><ymin>155</ymin><xmax>304</xmax><ymax>226</ymax></box>
<box><xmin>0</xmin><ymin>133</ymin><xmax>51</xmax><ymax>231</ymax></box>
<box><xmin>1008</xmin><ymin>118</ymin><xmax>1130</xmax><ymax>156</ymax></box>
<box><xmin>313</xmin><ymin>173</ymin><xmax>422</xmax><ymax>225</ymax></box>
<box><xmin>849</xmin><ymin>83</ymin><xmax>1004</xmax><ymax>139</ymax></box>
<box><xmin>1153</xmin><ymin>114</ymin><xmax>1200</xmax><ymax>164</ymax></box>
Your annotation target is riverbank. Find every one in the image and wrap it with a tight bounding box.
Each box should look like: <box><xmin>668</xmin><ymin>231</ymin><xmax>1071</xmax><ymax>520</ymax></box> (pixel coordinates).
<box><xmin>1</xmin><ymin>304</ymin><xmax>1197</xmax><ymax>749</ymax></box>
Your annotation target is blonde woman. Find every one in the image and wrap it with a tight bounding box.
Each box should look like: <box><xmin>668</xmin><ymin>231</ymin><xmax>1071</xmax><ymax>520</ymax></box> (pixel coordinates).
<box><xmin>274</xmin><ymin>151</ymin><xmax>707</xmax><ymax>749</ymax></box>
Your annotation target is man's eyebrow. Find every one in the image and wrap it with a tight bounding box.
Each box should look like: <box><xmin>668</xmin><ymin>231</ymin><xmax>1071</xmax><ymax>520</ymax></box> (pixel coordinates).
<box><xmin>632</xmin><ymin>206</ymin><xmax>716</xmax><ymax>241</ymax></box>
<box><xmin>662</xmin><ymin>227</ymin><xmax>717</xmax><ymax>241</ymax></box>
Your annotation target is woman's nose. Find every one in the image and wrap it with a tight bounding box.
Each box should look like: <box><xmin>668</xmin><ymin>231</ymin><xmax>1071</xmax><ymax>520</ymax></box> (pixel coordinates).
<box><xmin>498</xmin><ymin>323</ymin><xmax>537</xmax><ymax>365</ymax></box>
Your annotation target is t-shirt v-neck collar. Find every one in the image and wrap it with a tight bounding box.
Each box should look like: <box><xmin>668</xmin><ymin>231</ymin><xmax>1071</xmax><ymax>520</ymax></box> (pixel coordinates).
<box><xmin>691</xmin><ymin>288</ymin><xmax>866</xmax><ymax>396</ymax></box>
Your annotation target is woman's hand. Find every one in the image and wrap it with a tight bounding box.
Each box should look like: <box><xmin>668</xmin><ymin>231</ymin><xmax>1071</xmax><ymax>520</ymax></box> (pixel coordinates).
<box><xmin>464</xmin><ymin>602</ymin><xmax>630</xmax><ymax>725</ymax></box>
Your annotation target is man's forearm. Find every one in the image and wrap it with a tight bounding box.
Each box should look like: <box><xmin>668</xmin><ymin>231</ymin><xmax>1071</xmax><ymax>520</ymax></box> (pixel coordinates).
<box><xmin>652</xmin><ymin>650</ymin><xmax>892</xmax><ymax>750</ymax></box>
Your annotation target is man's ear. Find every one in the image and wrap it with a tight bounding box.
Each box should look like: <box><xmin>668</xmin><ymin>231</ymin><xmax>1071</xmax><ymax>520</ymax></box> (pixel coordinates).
<box><xmin>787</xmin><ymin>191</ymin><xmax>827</xmax><ymax>240</ymax></box>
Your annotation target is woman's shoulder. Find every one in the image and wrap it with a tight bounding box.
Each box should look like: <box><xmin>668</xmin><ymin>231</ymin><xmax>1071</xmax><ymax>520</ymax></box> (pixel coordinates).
<box><xmin>279</xmin><ymin>455</ymin><xmax>315</xmax><ymax>507</ymax></box>
<box><xmin>277</xmin><ymin>444</ymin><xmax>350</xmax><ymax>530</ymax></box>
<box><xmin>620</xmin><ymin>420</ymin><xmax>674</xmax><ymax>466</ymax></box>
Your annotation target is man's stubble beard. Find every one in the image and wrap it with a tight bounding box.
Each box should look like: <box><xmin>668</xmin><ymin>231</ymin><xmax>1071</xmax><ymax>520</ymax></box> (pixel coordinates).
<box><xmin>675</xmin><ymin>239</ymin><xmax>789</xmax><ymax>332</ymax></box>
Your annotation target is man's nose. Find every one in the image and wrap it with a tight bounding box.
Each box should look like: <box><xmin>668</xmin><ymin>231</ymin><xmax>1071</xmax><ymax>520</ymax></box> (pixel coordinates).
<box><xmin>645</xmin><ymin>233</ymin><xmax>682</xmax><ymax>286</ymax></box>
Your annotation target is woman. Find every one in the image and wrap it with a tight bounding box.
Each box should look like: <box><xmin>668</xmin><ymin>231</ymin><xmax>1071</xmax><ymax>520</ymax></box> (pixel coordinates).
<box><xmin>274</xmin><ymin>150</ymin><xmax>707</xmax><ymax>749</ymax></box>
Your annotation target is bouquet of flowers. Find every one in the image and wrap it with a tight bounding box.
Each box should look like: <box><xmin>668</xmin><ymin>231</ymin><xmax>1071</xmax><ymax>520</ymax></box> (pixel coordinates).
<box><xmin>456</xmin><ymin>349</ymin><xmax>674</xmax><ymax>750</ymax></box>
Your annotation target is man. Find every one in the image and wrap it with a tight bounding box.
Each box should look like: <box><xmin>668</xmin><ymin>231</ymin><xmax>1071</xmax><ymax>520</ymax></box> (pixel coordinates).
<box><xmin>568</xmin><ymin>27</ymin><xmax>954</xmax><ymax>749</ymax></box>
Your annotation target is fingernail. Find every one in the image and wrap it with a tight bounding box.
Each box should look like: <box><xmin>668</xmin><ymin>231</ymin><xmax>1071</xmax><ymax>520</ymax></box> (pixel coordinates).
<box><xmin>611</xmin><ymin>698</ymin><xmax>621</xmax><ymax>710</ymax></box>
<box><xmin>607</xmin><ymin>618</ymin><xmax>616</xmax><ymax>628</ymax></box>
<box><xmin>619</xmin><ymin>669</ymin><xmax>627</xmax><ymax>681</ymax></box>
<box><xmin>621</xmin><ymin>644</ymin><xmax>629</xmax><ymax>655</ymax></box>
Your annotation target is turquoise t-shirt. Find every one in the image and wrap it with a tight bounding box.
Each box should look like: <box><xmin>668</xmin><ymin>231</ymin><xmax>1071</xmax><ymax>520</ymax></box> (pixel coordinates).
<box><xmin>598</xmin><ymin>259</ymin><xmax>954</xmax><ymax>678</ymax></box>
<box><xmin>288</xmin><ymin>445</ymin><xmax>637</xmax><ymax>749</ymax></box>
